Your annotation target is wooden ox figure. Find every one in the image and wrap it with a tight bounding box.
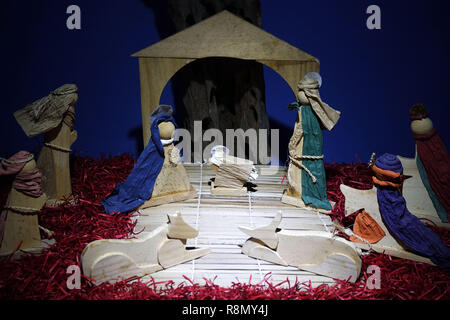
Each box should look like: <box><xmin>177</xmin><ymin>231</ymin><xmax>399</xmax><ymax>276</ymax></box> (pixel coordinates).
<box><xmin>239</xmin><ymin>211</ymin><xmax>362</xmax><ymax>282</ymax></box>
<box><xmin>81</xmin><ymin>212</ymin><xmax>210</xmax><ymax>285</ymax></box>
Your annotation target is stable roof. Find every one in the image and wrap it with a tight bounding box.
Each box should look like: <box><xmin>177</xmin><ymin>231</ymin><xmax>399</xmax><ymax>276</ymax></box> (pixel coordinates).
<box><xmin>132</xmin><ymin>10</ymin><xmax>318</xmax><ymax>63</ymax></box>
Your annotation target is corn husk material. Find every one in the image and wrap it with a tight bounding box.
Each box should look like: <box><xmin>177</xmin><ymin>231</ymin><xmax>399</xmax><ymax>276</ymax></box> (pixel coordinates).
<box><xmin>14</xmin><ymin>84</ymin><xmax>78</xmax><ymax>137</ymax></box>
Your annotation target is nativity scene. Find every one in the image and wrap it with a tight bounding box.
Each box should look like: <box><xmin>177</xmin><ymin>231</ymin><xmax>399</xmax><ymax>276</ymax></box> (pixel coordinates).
<box><xmin>0</xmin><ymin>5</ymin><xmax>448</xmax><ymax>301</ymax></box>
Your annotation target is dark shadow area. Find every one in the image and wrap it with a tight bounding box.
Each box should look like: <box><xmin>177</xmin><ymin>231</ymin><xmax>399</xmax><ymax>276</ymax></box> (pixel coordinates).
<box><xmin>140</xmin><ymin>1</ymin><xmax>187</xmax><ymax>128</ymax></box>
<box><xmin>140</xmin><ymin>0</ymin><xmax>269</xmax><ymax>163</ymax></box>
<box><xmin>128</xmin><ymin>125</ymin><xmax>144</xmax><ymax>156</ymax></box>
<box><xmin>169</xmin><ymin>56</ymin><xmax>267</xmax><ymax>130</ymax></box>
<box><xmin>141</xmin><ymin>0</ymin><xmax>176</xmax><ymax>39</ymax></box>
<box><xmin>139</xmin><ymin>0</ymin><xmax>187</xmax><ymax>128</ymax></box>
<box><xmin>268</xmin><ymin>117</ymin><xmax>292</xmax><ymax>166</ymax></box>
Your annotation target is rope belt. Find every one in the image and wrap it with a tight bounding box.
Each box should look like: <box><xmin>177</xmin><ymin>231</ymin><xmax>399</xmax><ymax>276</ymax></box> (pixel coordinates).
<box><xmin>44</xmin><ymin>142</ymin><xmax>72</xmax><ymax>153</ymax></box>
<box><xmin>289</xmin><ymin>154</ymin><xmax>324</xmax><ymax>184</ymax></box>
<box><xmin>333</xmin><ymin>221</ymin><xmax>373</xmax><ymax>256</ymax></box>
<box><xmin>3</xmin><ymin>205</ymin><xmax>41</xmax><ymax>214</ymax></box>
<box><xmin>0</xmin><ymin>154</ymin><xmax>34</xmax><ymax>166</ymax></box>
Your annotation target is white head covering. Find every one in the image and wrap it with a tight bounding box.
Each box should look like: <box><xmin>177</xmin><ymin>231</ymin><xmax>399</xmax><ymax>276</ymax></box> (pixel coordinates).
<box><xmin>298</xmin><ymin>73</ymin><xmax>341</xmax><ymax>131</ymax></box>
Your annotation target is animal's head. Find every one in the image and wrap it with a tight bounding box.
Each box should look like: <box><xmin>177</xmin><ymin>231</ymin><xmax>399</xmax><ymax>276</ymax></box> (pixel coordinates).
<box><xmin>167</xmin><ymin>211</ymin><xmax>199</xmax><ymax>239</ymax></box>
<box><xmin>238</xmin><ymin>211</ymin><xmax>282</xmax><ymax>249</ymax></box>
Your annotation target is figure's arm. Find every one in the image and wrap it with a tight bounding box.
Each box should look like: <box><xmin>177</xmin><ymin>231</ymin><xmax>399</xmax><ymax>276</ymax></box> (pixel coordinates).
<box><xmin>170</xmin><ymin>146</ymin><xmax>180</xmax><ymax>165</ymax></box>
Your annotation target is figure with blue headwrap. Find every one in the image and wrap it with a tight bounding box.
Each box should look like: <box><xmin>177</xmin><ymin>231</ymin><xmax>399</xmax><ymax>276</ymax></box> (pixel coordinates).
<box><xmin>102</xmin><ymin>105</ymin><xmax>196</xmax><ymax>214</ymax></box>
<box><xmin>372</xmin><ymin>153</ymin><xmax>450</xmax><ymax>270</ymax></box>
<box><xmin>282</xmin><ymin>73</ymin><xmax>341</xmax><ymax>211</ymax></box>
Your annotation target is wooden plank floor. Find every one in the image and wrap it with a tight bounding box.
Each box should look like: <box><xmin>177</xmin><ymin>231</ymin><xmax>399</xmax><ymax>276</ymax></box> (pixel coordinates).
<box><xmin>135</xmin><ymin>164</ymin><xmax>337</xmax><ymax>289</ymax></box>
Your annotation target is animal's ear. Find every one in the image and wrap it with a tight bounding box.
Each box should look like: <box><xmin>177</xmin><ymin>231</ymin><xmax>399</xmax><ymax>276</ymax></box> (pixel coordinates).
<box><xmin>168</xmin><ymin>211</ymin><xmax>182</xmax><ymax>224</ymax></box>
<box><xmin>167</xmin><ymin>212</ymin><xmax>199</xmax><ymax>239</ymax></box>
<box><xmin>238</xmin><ymin>212</ymin><xmax>282</xmax><ymax>249</ymax></box>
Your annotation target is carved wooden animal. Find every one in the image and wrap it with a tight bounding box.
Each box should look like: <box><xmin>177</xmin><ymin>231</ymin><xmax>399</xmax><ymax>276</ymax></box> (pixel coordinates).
<box><xmin>239</xmin><ymin>212</ymin><xmax>362</xmax><ymax>282</ymax></box>
<box><xmin>81</xmin><ymin>212</ymin><xmax>210</xmax><ymax>285</ymax></box>
<box><xmin>139</xmin><ymin>122</ymin><xmax>197</xmax><ymax>208</ymax></box>
<box><xmin>340</xmin><ymin>184</ymin><xmax>435</xmax><ymax>264</ymax></box>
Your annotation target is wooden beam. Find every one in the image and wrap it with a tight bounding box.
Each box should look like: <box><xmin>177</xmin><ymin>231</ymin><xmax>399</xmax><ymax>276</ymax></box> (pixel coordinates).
<box><xmin>138</xmin><ymin>57</ymin><xmax>193</xmax><ymax>146</ymax></box>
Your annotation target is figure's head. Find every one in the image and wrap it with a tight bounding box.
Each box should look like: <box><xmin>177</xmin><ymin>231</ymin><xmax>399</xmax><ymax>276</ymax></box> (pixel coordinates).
<box><xmin>158</xmin><ymin>121</ymin><xmax>175</xmax><ymax>140</ymax></box>
<box><xmin>297</xmin><ymin>73</ymin><xmax>322</xmax><ymax>105</ymax></box>
<box><xmin>410</xmin><ymin>104</ymin><xmax>433</xmax><ymax>135</ymax></box>
<box><xmin>150</xmin><ymin>105</ymin><xmax>176</xmax><ymax>140</ymax></box>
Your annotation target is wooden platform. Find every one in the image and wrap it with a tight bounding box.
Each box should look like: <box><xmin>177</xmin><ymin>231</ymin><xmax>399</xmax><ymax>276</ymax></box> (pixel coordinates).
<box><xmin>134</xmin><ymin>164</ymin><xmax>338</xmax><ymax>289</ymax></box>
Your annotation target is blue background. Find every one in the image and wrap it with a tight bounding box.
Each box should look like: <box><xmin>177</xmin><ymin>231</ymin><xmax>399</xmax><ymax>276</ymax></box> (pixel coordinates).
<box><xmin>1</xmin><ymin>0</ymin><xmax>449</xmax><ymax>164</ymax></box>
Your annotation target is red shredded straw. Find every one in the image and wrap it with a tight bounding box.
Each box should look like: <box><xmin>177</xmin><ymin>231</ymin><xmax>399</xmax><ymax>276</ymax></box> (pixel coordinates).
<box><xmin>0</xmin><ymin>154</ymin><xmax>449</xmax><ymax>300</ymax></box>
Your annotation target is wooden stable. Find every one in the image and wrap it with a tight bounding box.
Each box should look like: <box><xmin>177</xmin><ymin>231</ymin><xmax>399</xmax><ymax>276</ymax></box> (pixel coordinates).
<box><xmin>132</xmin><ymin>10</ymin><xmax>320</xmax><ymax>146</ymax></box>
<box><xmin>132</xmin><ymin>164</ymin><xmax>340</xmax><ymax>289</ymax></box>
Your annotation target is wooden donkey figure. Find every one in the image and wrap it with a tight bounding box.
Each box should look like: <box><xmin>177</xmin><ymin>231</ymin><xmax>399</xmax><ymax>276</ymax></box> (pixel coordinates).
<box><xmin>14</xmin><ymin>84</ymin><xmax>78</xmax><ymax>205</ymax></box>
<box><xmin>81</xmin><ymin>211</ymin><xmax>210</xmax><ymax>285</ymax></box>
<box><xmin>239</xmin><ymin>211</ymin><xmax>362</xmax><ymax>282</ymax></box>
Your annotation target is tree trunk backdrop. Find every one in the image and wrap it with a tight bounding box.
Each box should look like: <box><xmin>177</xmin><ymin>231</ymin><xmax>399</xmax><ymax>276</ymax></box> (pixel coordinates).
<box><xmin>142</xmin><ymin>0</ymin><xmax>270</xmax><ymax>163</ymax></box>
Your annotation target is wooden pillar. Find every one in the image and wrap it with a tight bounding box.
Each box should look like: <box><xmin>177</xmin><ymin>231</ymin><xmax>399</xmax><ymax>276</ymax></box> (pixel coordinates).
<box><xmin>138</xmin><ymin>57</ymin><xmax>193</xmax><ymax>146</ymax></box>
<box><xmin>258</xmin><ymin>60</ymin><xmax>320</xmax><ymax>97</ymax></box>
<box><xmin>258</xmin><ymin>60</ymin><xmax>322</xmax><ymax>209</ymax></box>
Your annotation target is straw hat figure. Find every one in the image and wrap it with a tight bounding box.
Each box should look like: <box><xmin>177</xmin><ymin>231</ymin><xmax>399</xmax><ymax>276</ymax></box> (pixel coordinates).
<box><xmin>14</xmin><ymin>84</ymin><xmax>78</xmax><ymax>205</ymax></box>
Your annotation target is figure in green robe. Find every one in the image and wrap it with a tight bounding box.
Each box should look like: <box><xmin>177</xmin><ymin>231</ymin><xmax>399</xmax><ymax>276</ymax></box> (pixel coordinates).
<box><xmin>283</xmin><ymin>73</ymin><xmax>341</xmax><ymax>210</ymax></box>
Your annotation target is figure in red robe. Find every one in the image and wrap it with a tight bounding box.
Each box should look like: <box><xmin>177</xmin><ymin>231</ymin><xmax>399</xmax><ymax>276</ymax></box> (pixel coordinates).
<box><xmin>410</xmin><ymin>104</ymin><xmax>450</xmax><ymax>222</ymax></box>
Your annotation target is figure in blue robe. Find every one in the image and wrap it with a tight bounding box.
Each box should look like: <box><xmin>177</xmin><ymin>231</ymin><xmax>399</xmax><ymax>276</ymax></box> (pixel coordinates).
<box><xmin>102</xmin><ymin>112</ymin><xmax>176</xmax><ymax>214</ymax></box>
<box><xmin>373</xmin><ymin>153</ymin><xmax>450</xmax><ymax>270</ymax></box>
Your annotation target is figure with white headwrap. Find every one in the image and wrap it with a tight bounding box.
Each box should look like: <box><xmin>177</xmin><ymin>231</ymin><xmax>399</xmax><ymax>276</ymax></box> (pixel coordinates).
<box><xmin>281</xmin><ymin>73</ymin><xmax>341</xmax><ymax>211</ymax></box>
<box><xmin>14</xmin><ymin>84</ymin><xmax>78</xmax><ymax>205</ymax></box>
